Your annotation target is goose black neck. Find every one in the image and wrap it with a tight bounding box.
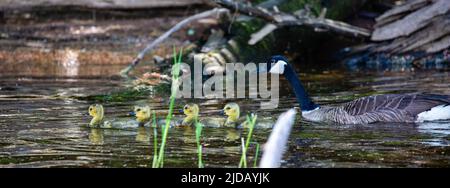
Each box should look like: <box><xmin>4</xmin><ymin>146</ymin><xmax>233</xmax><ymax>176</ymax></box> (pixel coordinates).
<box><xmin>283</xmin><ymin>64</ymin><xmax>319</xmax><ymax>111</ymax></box>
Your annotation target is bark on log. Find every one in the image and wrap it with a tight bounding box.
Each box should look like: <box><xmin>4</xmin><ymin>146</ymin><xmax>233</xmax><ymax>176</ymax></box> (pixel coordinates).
<box><xmin>420</xmin><ymin>35</ymin><xmax>450</xmax><ymax>53</ymax></box>
<box><xmin>123</xmin><ymin>0</ymin><xmax>368</xmax><ymax>76</ymax></box>
<box><xmin>372</xmin><ymin>15</ymin><xmax>450</xmax><ymax>54</ymax></box>
<box><xmin>0</xmin><ymin>0</ymin><xmax>207</xmax><ymax>9</ymax></box>
<box><xmin>349</xmin><ymin>0</ymin><xmax>450</xmax><ymax>56</ymax></box>
<box><xmin>372</xmin><ymin>0</ymin><xmax>450</xmax><ymax>41</ymax></box>
<box><xmin>375</xmin><ymin>0</ymin><xmax>431</xmax><ymax>24</ymax></box>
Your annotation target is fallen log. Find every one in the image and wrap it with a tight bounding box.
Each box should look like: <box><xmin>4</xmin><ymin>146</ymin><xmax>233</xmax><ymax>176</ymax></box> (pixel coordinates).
<box><xmin>0</xmin><ymin>0</ymin><xmax>207</xmax><ymax>10</ymax></box>
<box><xmin>372</xmin><ymin>0</ymin><xmax>450</xmax><ymax>41</ymax></box>
<box><xmin>343</xmin><ymin>0</ymin><xmax>450</xmax><ymax>69</ymax></box>
<box><xmin>123</xmin><ymin>0</ymin><xmax>369</xmax><ymax>77</ymax></box>
<box><xmin>214</xmin><ymin>0</ymin><xmax>371</xmax><ymax>40</ymax></box>
<box><xmin>120</xmin><ymin>8</ymin><xmax>230</xmax><ymax>76</ymax></box>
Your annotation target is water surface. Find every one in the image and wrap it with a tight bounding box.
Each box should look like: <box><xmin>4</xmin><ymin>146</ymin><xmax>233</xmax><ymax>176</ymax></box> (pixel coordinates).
<box><xmin>0</xmin><ymin>61</ymin><xmax>449</xmax><ymax>168</ymax></box>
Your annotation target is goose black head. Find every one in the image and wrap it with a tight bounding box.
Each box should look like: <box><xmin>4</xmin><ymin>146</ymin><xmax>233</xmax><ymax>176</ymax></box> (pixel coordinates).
<box><xmin>267</xmin><ymin>55</ymin><xmax>289</xmax><ymax>75</ymax></box>
<box><xmin>265</xmin><ymin>55</ymin><xmax>320</xmax><ymax>111</ymax></box>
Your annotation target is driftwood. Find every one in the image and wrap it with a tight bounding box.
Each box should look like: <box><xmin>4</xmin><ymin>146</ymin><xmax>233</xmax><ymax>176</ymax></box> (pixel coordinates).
<box><xmin>348</xmin><ymin>0</ymin><xmax>450</xmax><ymax>57</ymax></box>
<box><xmin>123</xmin><ymin>0</ymin><xmax>370</xmax><ymax>76</ymax></box>
<box><xmin>120</xmin><ymin>8</ymin><xmax>229</xmax><ymax>76</ymax></box>
<box><xmin>181</xmin><ymin>0</ymin><xmax>370</xmax><ymax>72</ymax></box>
<box><xmin>214</xmin><ymin>0</ymin><xmax>371</xmax><ymax>41</ymax></box>
<box><xmin>0</xmin><ymin>0</ymin><xmax>206</xmax><ymax>9</ymax></box>
<box><xmin>373</xmin><ymin>15</ymin><xmax>450</xmax><ymax>54</ymax></box>
<box><xmin>372</xmin><ymin>0</ymin><xmax>450</xmax><ymax>41</ymax></box>
<box><xmin>374</xmin><ymin>0</ymin><xmax>432</xmax><ymax>27</ymax></box>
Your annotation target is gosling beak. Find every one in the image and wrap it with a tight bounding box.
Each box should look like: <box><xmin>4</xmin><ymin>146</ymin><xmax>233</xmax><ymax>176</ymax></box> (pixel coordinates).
<box><xmin>179</xmin><ymin>109</ymin><xmax>184</xmax><ymax>113</ymax></box>
<box><xmin>128</xmin><ymin>111</ymin><xmax>136</xmax><ymax>117</ymax></box>
<box><xmin>219</xmin><ymin>109</ymin><xmax>225</xmax><ymax>116</ymax></box>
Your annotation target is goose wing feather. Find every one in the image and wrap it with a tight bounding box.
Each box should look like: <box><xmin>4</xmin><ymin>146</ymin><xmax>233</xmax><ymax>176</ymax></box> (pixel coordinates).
<box><xmin>342</xmin><ymin>94</ymin><xmax>450</xmax><ymax>118</ymax></box>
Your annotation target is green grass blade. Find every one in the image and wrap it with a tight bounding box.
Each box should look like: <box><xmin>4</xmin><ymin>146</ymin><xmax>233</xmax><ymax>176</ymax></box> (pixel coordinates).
<box><xmin>239</xmin><ymin>114</ymin><xmax>257</xmax><ymax>168</ymax></box>
<box><xmin>195</xmin><ymin>121</ymin><xmax>204</xmax><ymax>168</ymax></box>
<box><xmin>155</xmin><ymin>46</ymin><xmax>183</xmax><ymax>168</ymax></box>
<box><xmin>253</xmin><ymin>143</ymin><xmax>260</xmax><ymax>168</ymax></box>
<box><xmin>152</xmin><ymin>111</ymin><xmax>158</xmax><ymax>168</ymax></box>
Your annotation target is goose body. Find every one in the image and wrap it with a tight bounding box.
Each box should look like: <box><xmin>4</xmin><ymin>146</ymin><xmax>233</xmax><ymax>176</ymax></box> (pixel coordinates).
<box><xmin>302</xmin><ymin>94</ymin><xmax>450</xmax><ymax>124</ymax></box>
<box><xmin>266</xmin><ymin>55</ymin><xmax>450</xmax><ymax>124</ymax></box>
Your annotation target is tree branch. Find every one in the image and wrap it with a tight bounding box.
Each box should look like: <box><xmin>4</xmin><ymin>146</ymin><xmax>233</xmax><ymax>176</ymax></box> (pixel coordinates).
<box><xmin>213</xmin><ymin>0</ymin><xmax>371</xmax><ymax>43</ymax></box>
<box><xmin>120</xmin><ymin>8</ymin><xmax>229</xmax><ymax>76</ymax></box>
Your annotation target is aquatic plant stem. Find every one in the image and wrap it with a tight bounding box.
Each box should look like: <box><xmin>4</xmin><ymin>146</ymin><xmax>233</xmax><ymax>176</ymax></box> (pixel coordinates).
<box><xmin>239</xmin><ymin>115</ymin><xmax>257</xmax><ymax>168</ymax></box>
<box><xmin>253</xmin><ymin>143</ymin><xmax>260</xmax><ymax>168</ymax></box>
<box><xmin>240</xmin><ymin>138</ymin><xmax>247</xmax><ymax>168</ymax></box>
<box><xmin>155</xmin><ymin>47</ymin><xmax>183</xmax><ymax>168</ymax></box>
<box><xmin>195</xmin><ymin>122</ymin><xmax>204</xmax><ymax>168</ymax></box>
<box><xmin>152</xmin><ymin>111</ymin><xmax>158</xmax><ymax>168</ymax></box>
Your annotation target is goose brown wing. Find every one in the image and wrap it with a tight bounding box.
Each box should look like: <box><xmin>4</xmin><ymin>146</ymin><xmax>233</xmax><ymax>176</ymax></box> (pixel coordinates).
<box><xmin>342</xmin><ymin>94</ymin><xmax>450</xmax><ymax>117</ymax></box>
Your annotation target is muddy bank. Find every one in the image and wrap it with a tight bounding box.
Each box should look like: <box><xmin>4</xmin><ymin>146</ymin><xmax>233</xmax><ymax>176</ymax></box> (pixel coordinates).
<box><xmin>0</xmin><ymin>6</ymin><xmax>214</xmax><ymax>77</ymax></box>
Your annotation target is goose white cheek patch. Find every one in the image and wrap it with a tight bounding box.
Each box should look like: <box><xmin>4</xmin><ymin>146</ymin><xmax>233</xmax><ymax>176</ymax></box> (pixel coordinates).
<box><xmin>269</xmin><ymin>60</ymin><xmax>287</xmax><ymax>74</ymax></box>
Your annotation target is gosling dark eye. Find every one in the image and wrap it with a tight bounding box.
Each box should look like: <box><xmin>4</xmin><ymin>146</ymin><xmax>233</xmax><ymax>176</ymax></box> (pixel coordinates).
<box><xmin>225</xmin><ymin>107</ymin><xmax>230</xmax><ymax>110</ymax></box>
<box><xmin>184</xmin><ymin>106</ymin><xmax>188</xmax><ymax>110</ymax></box>
<box><xmin>89</xmin><ymin>108</ymin><xmax>93</xmax><ymax>111</ymax></box>
<box><xmin>136</xmin><ymin>108</ymin><xmax>141</xmax><ymax>112</ymax></box>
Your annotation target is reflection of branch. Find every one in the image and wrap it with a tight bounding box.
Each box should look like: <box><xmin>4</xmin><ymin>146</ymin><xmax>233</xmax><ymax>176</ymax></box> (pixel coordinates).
<box><xmin>214</xmin><ymin>0</ymin><xmax>371</xmax><ymax>44</ymax></box>
<box><xmin>120</xmin><ymin>8</ymin><xmax>229</xmax><ymax>76</ymax></box>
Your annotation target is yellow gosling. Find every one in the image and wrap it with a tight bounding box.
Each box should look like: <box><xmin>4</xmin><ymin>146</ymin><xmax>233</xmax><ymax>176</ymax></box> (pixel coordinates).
<box><xmin>182</xmin><ymin>103</ymin><xmax>199</xmax><ymax>126</ymax></box>
<box><xmin>133</xmin><ymin>105</ymin><xmax>152</xmax><ymax>126</ymax></box>
<box><xmin>88</xmin><ymin>104</ymin><xmax>104</xmax><ymax>127</ymax></box>
<box><xmin>222</xmin><ymin>103</ymin><xmax>275</xmax><ymax>129</ymax></box>
<box><xmin>223</xmin><ymin>102</ymin><xmax>243</xmax><ymax>127</ymax></box>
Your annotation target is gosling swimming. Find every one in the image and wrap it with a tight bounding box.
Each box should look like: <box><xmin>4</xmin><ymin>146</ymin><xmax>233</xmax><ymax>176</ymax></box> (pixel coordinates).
<box><xmin>131</xmin><ymin>105</ymin><xmax>152</xmax><ymax>126</ymax></box>
<box><xmin>181</xmin><ymin>103</ymin><xmax>224</xmax><ymax>127</ymax></box>
<box><xmin>181</xmin><ymin>103</ymin><xmax>199</xmax><ymax>126</ymax></box>
<box><xmin>88</xmin><ymin>104</ymin><xmax>106</xmax><ymax>128</ymax></box>
<box><xmin>222</xmin><ymin>102</ymin><xmax>274</xmax><ymax>128</ymax></box>
<box><xmin>88</xmin><ymin>104</ymin><xmax>146</xmax><ymax>129</ymax></box>
<box><xmin>222</xmin><ymin>103</ymin><xmax>244</xmax><ymax>128</ymax></box>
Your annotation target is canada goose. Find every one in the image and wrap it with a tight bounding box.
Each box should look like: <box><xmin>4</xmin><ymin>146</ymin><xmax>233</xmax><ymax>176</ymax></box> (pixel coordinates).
<box><xmin>264</xmin><ymin>55</ymin><xmax>450</xmax><ymax>124</ymax></box>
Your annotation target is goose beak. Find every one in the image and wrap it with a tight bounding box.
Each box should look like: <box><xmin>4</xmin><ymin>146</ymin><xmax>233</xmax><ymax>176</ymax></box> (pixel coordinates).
<box><xmin>219</xmin><ymin>109</ymin><xmax>225</xmax><ymax>116</ymax></box>
<box><xmin>128</xmin><ymin>111</ymin><xmax>136</xmax><ymax>117</ymax></box>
